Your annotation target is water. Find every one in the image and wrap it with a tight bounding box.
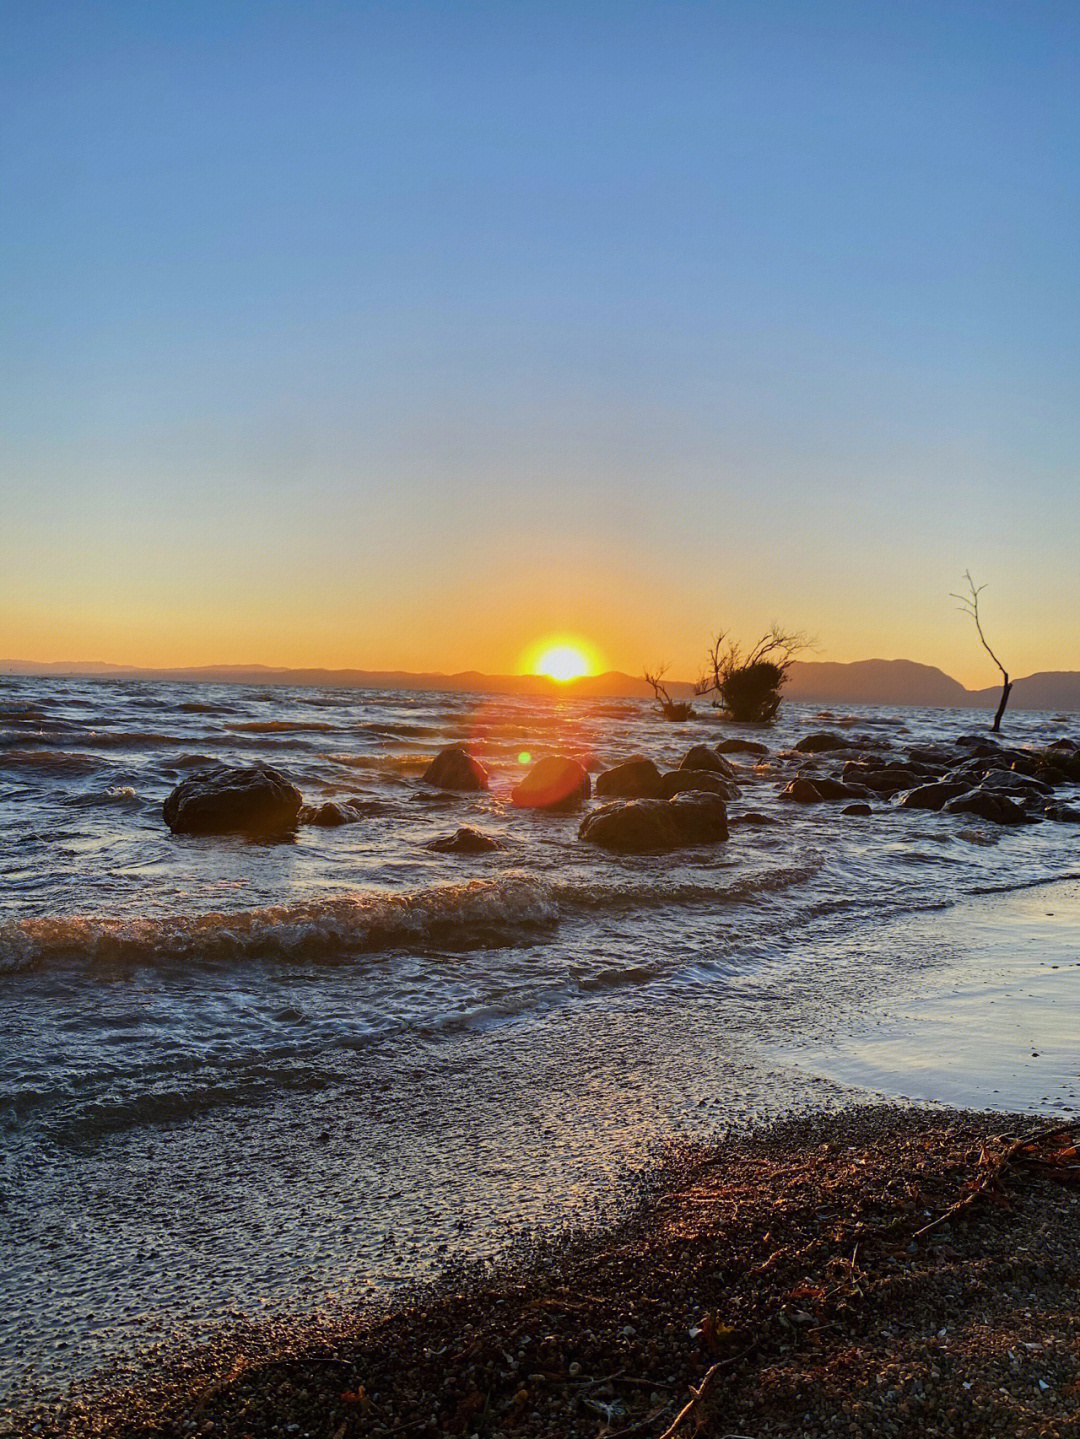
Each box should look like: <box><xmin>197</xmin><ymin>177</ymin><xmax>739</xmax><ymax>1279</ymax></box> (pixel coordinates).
<box><xmin>2</xmin><ymin>675</ymin><xmax>1078</xmax><ymax>1407</ymax></box>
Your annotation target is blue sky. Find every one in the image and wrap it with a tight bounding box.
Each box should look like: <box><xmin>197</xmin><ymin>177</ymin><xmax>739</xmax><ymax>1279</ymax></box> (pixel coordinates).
<box><xmin>3</xmin><ymin>1</ymin><xmax>1078</xmax><ymax>681</ymax></box>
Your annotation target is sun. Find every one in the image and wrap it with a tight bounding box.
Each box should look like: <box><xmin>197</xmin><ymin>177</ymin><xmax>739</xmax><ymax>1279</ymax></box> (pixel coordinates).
<box><xmin>532</xmin><ymin>643</ymin><xmax>593</xmax><ymax>683</ymax></box>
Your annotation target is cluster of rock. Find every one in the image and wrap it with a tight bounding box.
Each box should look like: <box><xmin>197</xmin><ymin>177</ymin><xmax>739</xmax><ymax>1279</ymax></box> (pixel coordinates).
<box><xmin>160</xmin><ymin>729</ymin><xmax>1079</xmax><ymax>855</ymax></box>
<box><xmin>780</xmin><ymin>732</ymin><xmax>1080</xmax><ymax>826</ymax></box>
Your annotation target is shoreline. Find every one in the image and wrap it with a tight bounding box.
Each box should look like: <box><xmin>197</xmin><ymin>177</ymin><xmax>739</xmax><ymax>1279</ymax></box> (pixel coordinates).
<box><xmin>18</xmin><ymin>1104</ymin><xmax>1080</xmax><ymax>1439</ymax></box>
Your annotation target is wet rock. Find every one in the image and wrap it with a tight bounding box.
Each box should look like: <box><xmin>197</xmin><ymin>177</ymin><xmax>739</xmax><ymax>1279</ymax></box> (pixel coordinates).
<box><xmin>579</xmin><ymin>792</ymin><xmax>728</xmax><ymax>852</ymax></box>
<box><xmin>781</xmin><ymin>777</ymin><xmax>824</xmax><ymax>803</ymax></box>
<box><xmin>421</xmin><ymin>746</ymin><xmax>489</xmax><ymax>791</ymax></box>
<box><xmin>732</xmin><ymin>810</ymin><xmax>777</xmax><ymax>825</ymax></box>
<box><xmin>163</xmin><ymin>763</ymin><xmax>302</xmax><ymax>835</ymax></box>
<box><xmin>716</xmin><ymin>737</ymin><xmax>769</xmax><ymax>756</ymax></box>
<box><xmin>299</xmin><ymin>800</ymin><xmax>362</xmax><ymax>826</ymax></box>
<box><xmin>595</xmin><ymin>757</ymin><xmax>665</xmax><ymax>799</ymax></box>
<box><xmin>943</xmin><ymin>788</ymin><xmax>1031</xmax><ymax>825</ymax></box>
<box><xmin>899</xmin><ymin>781</ymin><xmax>971</xmax><ymax>811</ymax></box>
<box><xmin>657</xmin><ymin>769</ymin><xmax>738</xmax><ymax>800</ymax></box>
<box><xmin>678</xmin><ymin>745</ymin><xmax>736</xmax><ymax>778</ymax></box>
<box><xmin>512</xmin><ymin>755</ymin><xmax>590</xmax><ymax>811</ymax></box>
<box><xmin>1045</xmin><ymin>804</ymin><xmax>1080</xmax><ymax>823</ymax></box>
<box><xmin>954</xmin><ymin>735</ymin><xmax>1000</xmax><ymax>756</ymax></box>
<box><xmin>794</xmin><ymin>732</ymin><xmax>849</xmax><ymax>754</ymax></box>
<box><xmin>425</xmin><ymin>826</ymin><xmax>501</xmax><ymax>853</ymax></box>
<box><xmin>979</xmin><ymin>769</ymin><xmax>1052</xmax><ymax>797</ymax></box>
<box><xmin>841</xmin><ymin>802</ymin><xmax>872</xmax><ymax>816</ymax></box>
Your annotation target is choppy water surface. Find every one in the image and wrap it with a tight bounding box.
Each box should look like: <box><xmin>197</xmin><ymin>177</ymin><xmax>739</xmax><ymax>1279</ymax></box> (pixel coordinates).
<box><xmin>2</xmin><ymin>676</ymin><xmax>1078</xmax><ymax>1407</ymax></box>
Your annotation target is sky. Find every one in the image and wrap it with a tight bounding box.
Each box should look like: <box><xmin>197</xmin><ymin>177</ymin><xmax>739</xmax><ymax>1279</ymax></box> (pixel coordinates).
<box><xmin>2</xmin><ymin>0</ymin><xmax>1078</xmax><ymax>686</ymax></box>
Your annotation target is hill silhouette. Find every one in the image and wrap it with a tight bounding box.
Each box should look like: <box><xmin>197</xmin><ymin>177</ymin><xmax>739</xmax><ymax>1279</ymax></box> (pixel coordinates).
<box><xmin>4</xmin><ymin>656</ymin><xmax>1080</xmax><ymax>712</ymax></box>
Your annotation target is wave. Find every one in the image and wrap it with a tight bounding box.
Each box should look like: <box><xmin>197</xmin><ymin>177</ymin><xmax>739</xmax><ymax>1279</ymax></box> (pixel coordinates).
<box><xmin>227</xmin><ymin>720</ymin><xmax>341</xmax><ymax>734</ymax></box>
<box><xmin>0</xmin><ymin>876</ymin><xmax>560</xmax><ymax>973</ymax></box>
<box><xmin>0</xmin><ymin>748</ymin><xmax>104</xmax><ymax>774</ymax></box>
<box><xmin>326</xmin><ymin>751</ymin><xmax>435</xmax><ymax>772</ymax></box>
<box><xmin>0</xmin><ymin>858</ymin><xmax>822</xmax><ymax>976</ymax></box>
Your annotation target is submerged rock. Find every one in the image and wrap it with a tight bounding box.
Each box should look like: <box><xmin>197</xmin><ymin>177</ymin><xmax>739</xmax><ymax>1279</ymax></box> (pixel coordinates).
<box><xmin>299</xmin><ymin>800</ymin><xmax>363</xmax><ymax>826</ymax></box>
<box><xmin>1045</xmin><ymin>804</ymin><xmax>1080</xmax><ymax>823</ymax></box>
<box><xmin>425</xmin><ymin>826</ymin><xmax>501</xmax><ymax>853</ymax></box>
<box><xmin>716</xmin><ymin>737</ymin><xmax>769</xmax><ymax>756</ymax></box>
<box><xmin>794</xmin><ymin>732</ymin><xmax>849</xmax><ymax>754</ymax></box>
<box><xmin>657</xmin><ymin>769</ymin><xmax>737</xmax><ymax>800</ymax></box>
<box><xmin>944</xmin><ymin>788</ymin><xmax>1031</xmax><ymax>825</ymax></box>
<box><xmin>595</xmin><ymin>756</ymin><xmax>665</xmax><ymax>799</ymax></box>
<box><xmin>512</xmin><ymin>755</ymin><xmax>591</xmax><ymax>811</ymax></box>
<box><xmin>421</xmin><ymin>746</ymin><xmax>489</xmax><ymax>791</ymax></box>
<box><xmin>579</xmin><ymin>792</ymin><xmax>729</xmax><ymax>852</ymax></box>
<box><xmin>163</xmin><ymin>763</ymin><xmax>302</xmax><ymax>835</ymax></box>
<box><xmin>841</xmin><ymin>802</ymin><xmax>873</xmax><ymax>816</ymax></box>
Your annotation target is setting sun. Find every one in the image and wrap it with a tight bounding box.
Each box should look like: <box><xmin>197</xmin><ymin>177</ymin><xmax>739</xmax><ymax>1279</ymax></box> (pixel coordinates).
<box><xmin>531</xmin><ymin>643</ymin><xmax>593</xmax><ymax>682</ymax></box>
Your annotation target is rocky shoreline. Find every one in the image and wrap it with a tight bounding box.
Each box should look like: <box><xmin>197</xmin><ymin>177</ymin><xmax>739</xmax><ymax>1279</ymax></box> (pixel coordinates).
<box><xmin>21</xmin><ymin>1106</ymin><xmax>1080</xmax><ymax>1439</ymax></box>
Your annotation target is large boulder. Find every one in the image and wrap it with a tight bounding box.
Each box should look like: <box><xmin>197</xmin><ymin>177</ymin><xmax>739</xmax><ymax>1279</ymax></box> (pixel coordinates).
<box><xmin>657</xmin><ymin>769</ymin><xmax>737</xmax><ymax>800</ymax></box>
<box><xmin>678</xmin><ymin>745</ymin><xmax>736</xmax><ymax>778</ymax></box>
<box><xmin>579</xmin><ymin>792</ymin><xmax>728</xmax><ymax>853</ymax></box>
<box><xmin>512</xmin><ymin>755</ymin><xmax>590</xmax><ymax>811</ymax></box>
<box><xmin>421</xmin><ymin>746</ymin><xmax>489</xmax><ymax>791</ymax></box>
<box><xmin>425</xmin><ymin>826</ymin><xmax>501</xmax><ymax>853</ymax></box>
<box><xmin>944</xmin><ymin>788</ymin><xmax>1031</xmax><ymax>825</ymax></box>
<box><xmin>163</xmin><ymin>763</ymin><xmax>302</xmax><ymax>835</ymax></box>
<box><xmin>595</xmin><ymin>757</ymin><xmax>665</xmax><ymax>799</ymax></box>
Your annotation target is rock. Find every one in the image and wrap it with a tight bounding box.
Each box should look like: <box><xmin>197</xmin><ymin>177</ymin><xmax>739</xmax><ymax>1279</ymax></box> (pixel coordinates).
<box><xmin>657</xmin><ymin>769</ymin><xmax>737</xmax><ymax>800</ymax></box>
<box><xmin>163</xmin><ymin>763</ymin><xmax>303</xmax><ymax>835</ymax></box>
<box><xmin>979</xmin><ymin>769</ymin><xmax>1052</xmax><ymax>796</ymax></box>
<box><xmin>943</xmin><ymin>789</ymin><xmax>1031</xmax><ymax>825</ymax></box>
<box><xmin>899</xmin><ymin>781</ymin><xmax>971</xmax><ymax>811</ymax></box>
<box><xmin>595</xmin><ymin>757</ymin><xmax>665</xmax><ymax>799</ymax></box>
<box><xmin>421</xmin><ymin>746</ymin><xmax>489</xmax><ymax>791</ymax></box>
<box><xmin>954</xmin><ymin>735</ymin><xmax>1000</xmax><ymax>756</ymax></box>
<box><xmin>1045</xmin><ymin>804</ymin><xmax>1080</xmax><ymax>823</ymax></box>
<box><xmin>812</xmin><ymin>776</ymin><xmax>867</xmax><ymax>801</ymax></box>
<box><xmin>512</xmin><ymin>755</ymin><xmax>590</xmax><ymax>811</ymax></box>
<box><xmin>732</xmin><ymin>810</ymin><xmax>777</xmax><ymax>825</ymax></box>
<box><xmin>781</xmin><ymin>778</ymin><xmax>824</xmax><ymax>803</ymax></box>
<box><xmin>841</xmin><ymin>802</ymin><xmax>872</xmax><ymax>816</ymax></box>
<box><xmin>678</xmin><ymin>745</ymin><xmax>736</xmax><ymax>778</ymax></box>
<box><xmin>425</xmin><ymin>826</ymin><xmax>501</xmax><ymax>853</ymax></box>
<box><xmin>848</xmin><ymin>767</ymin><xmax>920</xmax><ymax>793</ymax></box>
<box><xmin>716</xmin><ymin>738</ymin><xmax>768</xmax><ymax>756</ymax></box>
<box><xmin>299</xmin><ymin>800</ymin><xmax>361</xmax><ymax>826</ymax></box>
<box><xmin>794</xmin><ymin>732</ymin><xmax>849</xmax><ymax>754</ymax></box>
<box><xmin>579</xmin><ymin>792</ymin><xmax>728</xmax><ymax>853</ymax></box>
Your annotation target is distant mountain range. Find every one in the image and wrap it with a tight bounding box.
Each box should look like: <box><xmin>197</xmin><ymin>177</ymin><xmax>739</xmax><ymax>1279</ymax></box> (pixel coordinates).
<box><xmin>4</xmin><ymin>655</ymin><xmax>1080</xmax><ymax>712</ymax></box>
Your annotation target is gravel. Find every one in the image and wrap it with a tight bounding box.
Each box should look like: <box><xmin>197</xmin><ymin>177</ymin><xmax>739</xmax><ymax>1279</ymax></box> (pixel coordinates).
<box><xmin>13</xmin><ymin>1104</ymin><xmax>1080</xmax><ymax>1439</ymax></box>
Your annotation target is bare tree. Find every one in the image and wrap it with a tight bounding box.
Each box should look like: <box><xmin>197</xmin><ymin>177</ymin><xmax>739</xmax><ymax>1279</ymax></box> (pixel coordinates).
<box><xmin>643</xmin><ymin>663</ymin><xmax>693</xmax><ymax>722</ymax></box>
<box><xmin>951</xmin><ymin>571</ymin><xmax>1012</xmax><ymax>733</ymax></box>
<box><xmin>694</xmin><ymin>625</ymin><xmax>808</xmax><ymax>723</ymax></box>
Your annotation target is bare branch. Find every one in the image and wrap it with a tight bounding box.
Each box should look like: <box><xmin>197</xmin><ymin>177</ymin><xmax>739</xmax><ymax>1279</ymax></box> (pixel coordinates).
<box><xmin>952</xmin><ymin>571</ymin><xmax>1013</xmax><ymax>732</ymax></box>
